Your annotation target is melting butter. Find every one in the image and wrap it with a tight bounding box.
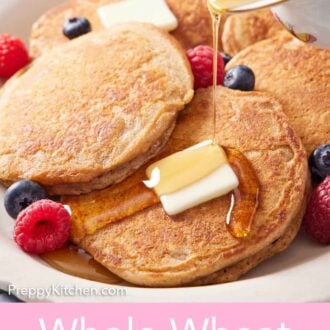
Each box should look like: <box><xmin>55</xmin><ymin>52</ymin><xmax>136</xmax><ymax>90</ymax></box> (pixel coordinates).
<box><xmin>144</xmin><ymin>140</ymin><xmax>239</xmax><ymax>216</ymax></box>
<box><xmin>145</xmin><ymin>140</ymin><xmax>228</xmax><ymax>196</ymax></box>
<box><xmin>161</xmin><ymin>163</ymin><xmax>239</xmax><ymax>216</ymax></box>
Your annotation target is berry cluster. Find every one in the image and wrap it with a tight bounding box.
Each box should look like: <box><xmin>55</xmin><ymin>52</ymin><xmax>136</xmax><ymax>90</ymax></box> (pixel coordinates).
<box><xmin>5</xmin><ymin>180</ymin><xmax>71</xmax><ymax>254</ymax></box>
<box><xmin>186</xmin><ymin>45</ymin><xmax>255</xmax><ymax>91</ymax></box>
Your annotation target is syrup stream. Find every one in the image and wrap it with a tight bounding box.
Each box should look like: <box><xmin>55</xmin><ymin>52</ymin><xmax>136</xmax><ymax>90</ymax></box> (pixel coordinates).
<box><xmin>209</xmin><ymin>2</ymin><xmax>260</xmax><ymax>237</ymax></box>
<box><xmin>211</xmin><ymin>12</ymin><xmax>221</xmax><ymax>143</ymax></box>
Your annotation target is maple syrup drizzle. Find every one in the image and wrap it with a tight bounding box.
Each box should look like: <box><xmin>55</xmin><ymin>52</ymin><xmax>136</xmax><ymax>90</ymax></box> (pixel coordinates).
<box><xmin>226</xmin><ymin>148</ymin><xmax>259</xmax><ymax>238</ymax></box>
<box><xmin>211</xmin><ymin>12</ymin><xmax>221</xmax><ymax>143</ymax></box>
<box><xmin>208</xmin><ymin>0</ymin><xmax>294</xmax><ymax>236</ymax></box>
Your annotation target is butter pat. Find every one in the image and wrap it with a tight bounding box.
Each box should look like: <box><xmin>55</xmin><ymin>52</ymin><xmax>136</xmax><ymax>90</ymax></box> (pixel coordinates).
<box><xmin>146</xmin><ymin>140</ymin><xmax>228</xmax><ymax>196</ymax></box>
<box><xmin>144</xmin><ymin>140</ymin><xmax>239</xmax><ymax>216</ymax></box>
<box><xmin>160</xmin><ymin>164</ymin><xmax>239</xmax><ymax>216</ymax></box>
<box><xmin>97</xmin><ymin>0</ymin><xmax>178</xmax><ymax>31</ymax></box>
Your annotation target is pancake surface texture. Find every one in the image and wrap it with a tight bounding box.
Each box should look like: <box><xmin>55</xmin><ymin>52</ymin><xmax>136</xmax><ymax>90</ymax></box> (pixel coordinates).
<box><xmin>0</xmin><ymin>23</ymin><xmax>194</xmax><ymax>195</ymax></box>
<box><xmin>30</xmin><ymin>0</ymin><xmax>220</xmax><ymax>57</ymax></box>
<box><xmin>222</xmin><ymin>9</ymin><xmax>283</xmax><ymax>55</ymax></box>
<box><xmin>193</xmin><ymin>186</ymin><xmax>308</xmax><ymax>285</ymax></box>
<box><xmin>228</xmin><ymin>32</ymin><xmax>330</xmax><ymax>154</ymax></box>
<box><xmin>30</xmin><ymin>0</ymin><xmax>105</xmax><ymax>57</ymax></box>
<box><xmin>75</xmin><ymin>87</ymin><xmax>307</xmax><ymax>287</ymax></box>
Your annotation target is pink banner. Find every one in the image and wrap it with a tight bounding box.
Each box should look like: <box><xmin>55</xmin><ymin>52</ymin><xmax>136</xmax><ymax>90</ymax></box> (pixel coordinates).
<box><xmin>0</xmin><ymin>303</ymin><xmax>329</xmax><ymax>329</ymax></box>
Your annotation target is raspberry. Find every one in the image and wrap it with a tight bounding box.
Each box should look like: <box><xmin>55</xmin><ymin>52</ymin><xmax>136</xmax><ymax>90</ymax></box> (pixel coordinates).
<box><xmin>0</xmin><ymin>34</ymin><xmax>30</xmax><ymax>79</ymax></box>
<box><xmin>186</xmin><ymin>45</ymin><xmax>224</xmax><ymax>89</ymax></box>
<box><xmin>14</xmin><ymin>200</ymin><xmax>71</xmax><ymax>254</ymax></box>
<box><xmin>304</xmin><ymin>176</ymin><xmax>330</xmax><ymax>244</ymax></box>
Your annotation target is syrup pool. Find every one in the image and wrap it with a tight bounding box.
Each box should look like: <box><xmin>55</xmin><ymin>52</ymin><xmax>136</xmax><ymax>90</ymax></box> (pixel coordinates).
<box><xmin>41</xmin><ymin>244</ymin><xmax>123</xmax><ymax>285</ymax></box>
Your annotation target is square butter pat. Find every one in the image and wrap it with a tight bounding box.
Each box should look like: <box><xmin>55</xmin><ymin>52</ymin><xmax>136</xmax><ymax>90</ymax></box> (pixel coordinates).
<box><xmin>160</xmin><ymin>164</ymin><xmax>239</xmax><ymax>216</ymax></box>
<box><xmin>97</xmin><ymin>0</ymin><xmax>178</xmax><ymax>31</ymax></box>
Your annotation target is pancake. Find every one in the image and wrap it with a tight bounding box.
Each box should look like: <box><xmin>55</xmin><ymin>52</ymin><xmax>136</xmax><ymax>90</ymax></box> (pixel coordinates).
<box><xmin>30</xmin><ymin>0</ymin><xmax>109</xmax><ymax>57</ymax></box>
<box><xmin>64</xmin><ymin>87</ymin><xmax>308</xmax><ymax>287</ymax></box>
<box><xmin>29</xmin><ymin>0</ymin><xmax>222</xmax><ymax>58</ymax></box>
<box><xmin>0</xmin><ymin>23</ymin><xmax>194</xmax><ymax>195</ymax></box>
<box><xmin>222</xmin><ymin>9</ymin><xmax>283</xmax><ymax>55</ymax></box>
<box><xmin>227</xmin><ymin>32</ymin><xmax>330</xmax><ymax>154</ymax></box>
<box><xmin>193</xmin><ymin>179</ymin><xmax>309</xmax><ymax>285</ymax></box>
<box><xmin>166</xmin><ymin>0</ymin><xmax>224</xmax><ymax>50</ymax></box>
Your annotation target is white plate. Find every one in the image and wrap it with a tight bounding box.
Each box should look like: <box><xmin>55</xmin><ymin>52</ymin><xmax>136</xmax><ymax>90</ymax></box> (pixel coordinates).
<box><xmin>0</xmin><ymin>0</ymin><xmax>329</xmax><ymax>303</ymax></box>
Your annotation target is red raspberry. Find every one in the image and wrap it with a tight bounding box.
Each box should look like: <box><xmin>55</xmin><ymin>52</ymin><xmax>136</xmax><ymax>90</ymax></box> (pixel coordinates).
<box><xmin>14</xmin><ymin>200</ymin><xmax>71</xmax><ymax>254</ymax></box>
<box><xmin>186</xmin><ymin>45</ymin><xmax>224</xmax><ymax>89</ymax></box>
<box><xmin>0</xmin><ymin>34</ymin><xmax>30</xmax><ymax>79</ymax></box>
<box><xmin>304</xmin><ymin>176</ymin><xmax>330</xmax><ymax>244</ymax></box>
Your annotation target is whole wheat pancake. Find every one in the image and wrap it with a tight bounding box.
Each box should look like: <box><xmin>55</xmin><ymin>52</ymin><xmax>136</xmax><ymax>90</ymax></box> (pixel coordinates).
<box><xmin>193</xmin><ymin>180</ymin><xmax>309</xmax><ymax>286</ymax></box>
<box><xmin>0</xmin><ymin>23</ymin><xmax>194</xmax><ymax>195</ymax></box>
<box><xmin>222</xmin><ymin>9</ymin><xmax>283</xmax><ymax>55</ymax></box>
<box><xmin>30</xmin><ymin>0</ymin><xmax>223</xmax><ymax>58</ymax></box>
<box><xmin>64</xmin><ymin>87</ymin><xmax>308</xmax><ymax>287</ymax></box>
<box><xmin>166</xmin><ymin>0</ymin><xmax>224</xmax><ymax>50</ymax></box>
<box><xmin>227</xmin><ymin>32</ymin><xmax>330</xmax><ymax>154</ymax></box>
<box><xmin>30</xmin><ymin>0</ymin><xmax>109</xmax><ymax>57</ymax></box>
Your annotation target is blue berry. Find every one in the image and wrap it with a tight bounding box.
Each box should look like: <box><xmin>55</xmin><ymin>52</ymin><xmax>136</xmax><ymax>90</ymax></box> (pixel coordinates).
<box><xmin>309</xmin><ymin>144</ymin><xmax>330</xmax><ymax>183</ymax></box>
<box><xmin>4</xmin><ymin>180</ymin><xmax>47</xmax><ymax>219</ymax></box>
<box><xmin>221</xmin><ymin>52</ymin><xmax>232</xmax><ymax>66</ymax></box>
<box><xmin>63</xmin><ymin>17</ymin><xmax>91</xmax><ymax>40</ymax></box>
<box><xmin>224</xmin><ymin>65</ymin><xmax>255</xmax><ymax>91</ymax></box>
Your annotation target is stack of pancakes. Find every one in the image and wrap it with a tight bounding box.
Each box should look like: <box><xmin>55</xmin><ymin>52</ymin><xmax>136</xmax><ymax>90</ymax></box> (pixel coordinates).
<box><xmin>0</xmin><ymin>0</ymin><xmax>329</xmax><ymax>287</ymax></box>
<box><xmin>29</xmin><ymin>0</ymin><xmax>284</xmax><ymax>57</ymax></box>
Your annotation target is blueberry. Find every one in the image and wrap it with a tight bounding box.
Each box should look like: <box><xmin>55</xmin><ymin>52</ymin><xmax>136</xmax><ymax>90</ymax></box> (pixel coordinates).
<box><xmin>223</xmin><ymin>65</ymin><xmax>255</xmax><ymax>91</ymax></box>
<box><xmin>309</xmin><ymin>144</ymin><xmax>330</xmax><ymax>183</ymax></box>
<box><xmin>63</xmin><ymin>17</ymin><xmax>91</xmax><ymax>40</ymax></box>
<box><xmin>221</xmin><ymin>52</ymin><xmax>232</xmax><ymax>66</ymax></box>
<box><xmin>4</xmin><ymin>180</ymin><xmax>47</xmax><ymax>219</ymax></box>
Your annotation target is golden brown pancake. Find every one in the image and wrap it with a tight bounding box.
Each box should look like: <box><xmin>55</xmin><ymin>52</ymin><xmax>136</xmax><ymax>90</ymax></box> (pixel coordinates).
<box><xmin>227</xmin><ymin>32</ymin><xmax>330</xmax><ymax>154</ymax></box>
<box><xmin>193</xmin><ymin>182</ymin><xmax>309</xmax><ymax>285</ymax></box>
<box><xmin>64</xmin><ymin>87</ymin><xmax>308</xmax><ymax>287</ymax></box>
<box><xmin>29</xmin><ymin>0</ymin><xmax>223</xmax><ymax>58</ymax></box>
<box><xmin>222</xmin><ymin>9</ymin><xmax>283</xmax><ymax>55</ymax></box>
<box><xmin>166</xmin><ymin>0</ymin><xmax>223</xmax><ymax>50</ymax></box>
<box><xmin>30</xmin><ymin>0</ymin><xmax>108</xmax><ymax>57</ymax></box>
<box><xmin>0</xmin><ymin>23</ymin><xmax>194</xmax><ymax>195</ymax></box>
